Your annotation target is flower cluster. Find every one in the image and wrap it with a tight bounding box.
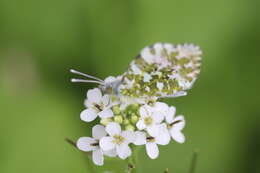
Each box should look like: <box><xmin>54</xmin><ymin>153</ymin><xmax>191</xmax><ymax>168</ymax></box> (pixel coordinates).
<box><xmin>72</xmin><ymin>42</ymin><xmax>201</xmax><ymax>166</ymax></box>
<box><xmin>77</xmin><ymin>88</ymin><xmax>185</xmax><ymax>166</ymax></box>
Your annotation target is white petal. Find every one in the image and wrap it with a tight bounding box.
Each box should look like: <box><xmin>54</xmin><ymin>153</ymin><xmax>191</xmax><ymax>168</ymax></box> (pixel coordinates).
<box><xmin>136</xmin><ymin>120</ymin><xmax>146</xmax><ymax>130</ymax></box>
<box><xmin>122</xmin><ymin>130</ymin><xmax>135</xmax><ymax>143</ymax></box>
<box><xmin>102</xmin><ymin>94</ymin><xmax>110</xmax><ymax>106</ymax></box>
<box><xmin>84</xmin><ymin>99</ymin><xmax>92</xmax><ymax>108</ymax></box>
<box><xmin>152</xmin><ymin>111</ymin><xmax>164</xmax><ymax>124</ymax></box>
<box><xmin>106</xmin><ymin>122</ymin><xmax>121</xmax><ymax>136</ymax></box>
<box><xmin>92</xmin><ymin>125</ymin><xmax>107</xmax><ymax>140</ymax></box>
<box><xmin>155</xmin><ymin>124</ymin><xmax>170</xmax><ymax>145</ymax></box>
<box><xmin>165</xmin><ymin>106</ymin><xmax>176</xmax><ymax>123</ymax></box>
<box><xmin>173</xmin><ymin>115</ymin><xmax>185</xmax><ymax>130</ymax></box>
<box><xmin>147</xmin><ymin>125</ymin><xmax>160</xmax><ymax>137</ymax></box>
<box><xmin>139</xmin><ymin>105</ymin><xmax>149</xmax><ymax>117</ymax></box>
<box><xmin>156</xmin><ymin>133</ymin><xmax>170</xmax><ymax>145</ymax></box>
<box><xmin>80</xmin><ymin>108</ymin><xmax>98</xmax><ymax>122</ymax></box>
<box><xmin>77</xmin><ymin>137</ymin><xmax>97</xmax><ymax>152</ymax></box>
<box><xmin>146</xmin><ymin>142</ymin><xmax>159</xmax><ymax>159</ymax></box>
<box><xmin>87</xmin><ymin>88</ymin><xmax>102</xmax><ymax>104</ymax></box>
<box><xmin>98</xmin><ymin>108</ymin><xmax>114</xmax><ymax>118</ymax></box>
<box><xmin>103</xmin><ymin>149</ymin><xmax>117</xmax><ymax>157</ymax></box>
<box><xmin>116</xmin><ymin>144</ymin><xmax>132</xmax><ymax>159</ymax></box>
<box><xmin>153</xmin><ymin>102</ymin><xmax>168</xmax><ymax>113</ymax></box>
<box><xmin>99</xmin><ymin>137</ymin><xmax>115</xmax><ymax>151</ymax></box>
<box><xmin>170</xmin><ymin>129</ymin><xmax>185</xmax><ymax>143</ymax></box>
<box><xmin>92</xmin><ymin>149</ymin><xmax>104</xmax><ymax>166</ymax></box>
<box><xmin>134</xmin><ymin>131</ymin><xmax>146</xmax><ymax>145</ymax></box>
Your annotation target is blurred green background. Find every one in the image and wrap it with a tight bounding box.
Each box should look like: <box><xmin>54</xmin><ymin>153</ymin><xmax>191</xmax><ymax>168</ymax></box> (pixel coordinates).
<box><xmin>0</xmin><ymin>0</ymin><xmax>259</xmax><ymax>173</ymax></box>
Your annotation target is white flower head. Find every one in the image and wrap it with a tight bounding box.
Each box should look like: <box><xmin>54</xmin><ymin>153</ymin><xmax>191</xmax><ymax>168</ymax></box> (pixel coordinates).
<box><xmin>136</xmin><ymin>104</ymin><xmax>164</xmax><ymax>136</ymax></box>
<box><xmin>77</xmin><ymin>125</ymin><xmax>116</xmax><ymax>166</ymax></box>
<box><xmin>100</xmin><ymin>122</ymin><xmax>135</xmax><ymax>160</ymax></box>
<box><xmin>165</xmin><ymin>106</ymin><xmax>186</xmax><ymax>143</ymax></box>
<box><xmin>80</xmin><ymin>88</ymin><xmax>114</xmax><ymax>122</ymax></box>
<box><xmin>134</xmin><ymin>124</ymin><xmax>170</xmax><ymax>159</ymax></box>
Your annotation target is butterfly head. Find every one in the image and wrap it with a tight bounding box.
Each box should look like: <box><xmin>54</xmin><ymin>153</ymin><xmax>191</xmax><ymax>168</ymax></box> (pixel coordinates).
<box><xmin>70</xmin><ymin>69</ymin><xmax>122</xmax><ymax>95</ymax></box>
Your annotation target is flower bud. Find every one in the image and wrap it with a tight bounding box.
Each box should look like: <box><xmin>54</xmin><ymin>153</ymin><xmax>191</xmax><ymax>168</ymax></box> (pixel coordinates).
<box><xmin>125</xmin><ymin>124</ymin><xmax>135</xmax><ymax>131</ymax></box>
<box><xmin>110</xmin><ymin>95</ymin><xmax>118</xmax><ymax>102</ymax></box>
<box><xmin>114</xmin><ymin>115</ymin><xmax>123</xmax><ymax>124</ymax></box>
<box><xmin>123</xmin><ymin>119</ymin><xmax>130</xmax><ymax>125</ymax></box>
<box><xmin>100</xmin><ymin>118</ymin><xmax>112</xmax><ymax>126</ymax></box>
<box><xmin>112</xmin><ymin>106</ymin><xmax>121</xmax><ymax>115</ymax></box>
<box><xmin>132</xmin><ymin>103</ymin><xmax>139</xmax><ymax>110</ymax></box>
<box><xmin>131</xmin><ymin>114</ymin><xmax>139</xmax><ymax>124</ymax></box>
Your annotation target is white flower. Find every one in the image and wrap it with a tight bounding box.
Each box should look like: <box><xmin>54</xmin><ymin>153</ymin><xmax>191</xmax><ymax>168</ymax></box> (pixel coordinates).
<box><xmin>134</xmin><ymin>124</ymin><xmax>170</xmax><ymax>159</ymax></box>
<box><xmin>136</xmin><ymin>104</ymin><xmax>164</xmax><ymax>136</ymax></box>
<box><xmin>77</xmin><ymin>125</ymin><xmax>116</xmax><ymax>166</ymax></box>
<box><xmin>99</xmin><ymin>122</ymin><xmax>135</xmax><ymax>160</ymax></box>
<box><xmin>80</xmin><ymin>88</ymin><xmax>114</xmax><ymax>122</ymax></box>
<box><xmin>165</xmin><ymin>106</ymin><xmax>186</xmax><ymax>143</ymax></box>
<box><xmin>151</xmin><ymin>102</ymin><xmax>169</xmax><ymax>115</ymax></box>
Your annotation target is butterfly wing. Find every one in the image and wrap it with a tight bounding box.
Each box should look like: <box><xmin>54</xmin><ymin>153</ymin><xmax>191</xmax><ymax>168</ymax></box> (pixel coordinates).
<box><xmin>118</xmin><ymin>43</ymin><xmax>202</xmax><ymax>99</ymax></box>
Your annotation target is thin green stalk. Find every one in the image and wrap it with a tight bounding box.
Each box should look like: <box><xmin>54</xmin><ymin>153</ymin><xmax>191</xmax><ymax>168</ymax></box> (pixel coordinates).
<box><xmin>127</xmin><ymin>147</ymin><xmax>138</xmax><ymax>173</ymax></box>
<box><xmin>188</xmin><ymin>150</ymin><xmax>199</xmax><ymax>173</ymax></box>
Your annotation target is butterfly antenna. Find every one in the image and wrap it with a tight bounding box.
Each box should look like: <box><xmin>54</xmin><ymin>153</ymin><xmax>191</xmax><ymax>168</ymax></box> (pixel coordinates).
<box><xmin>71</xmin><ymin>78</ymin><xmax>105</xmax><ymax>85</ymax></box>
<box><xmin>70</xmin><ymin>69</ymin><xmax>104</xmax><ymax>82</ymax></box>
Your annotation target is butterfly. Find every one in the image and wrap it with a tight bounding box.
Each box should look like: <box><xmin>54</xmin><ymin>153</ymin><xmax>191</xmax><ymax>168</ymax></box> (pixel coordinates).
<box><xmin>71</xmin><ymin>42</ymin><xmax>202</xmax><ymax>99</ymax></box>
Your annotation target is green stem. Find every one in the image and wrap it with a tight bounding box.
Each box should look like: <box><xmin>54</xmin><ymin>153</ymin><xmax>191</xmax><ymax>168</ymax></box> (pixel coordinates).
<box><xmin>188</xmin><ymin>150</ymin><xmax>199</xmax><ymax>173</ymax></box>
<box><xmin>127</xmin><ymin>147</ymin><xmax>138</xmax><ymax>173</ymax></box>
